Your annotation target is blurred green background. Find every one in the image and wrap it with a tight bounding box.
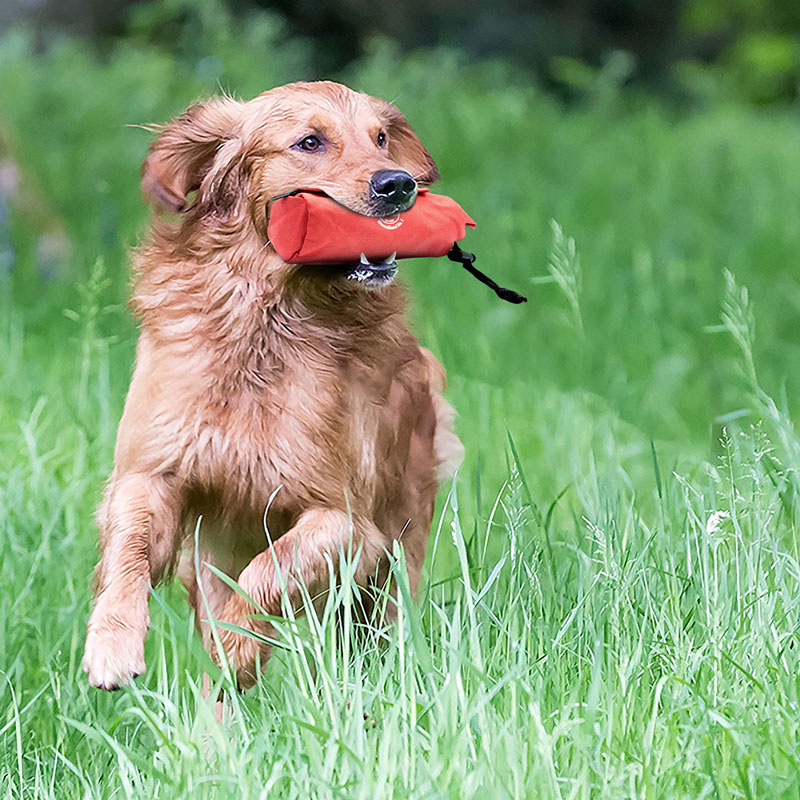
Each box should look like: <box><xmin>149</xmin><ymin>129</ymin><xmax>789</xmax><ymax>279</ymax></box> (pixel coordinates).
<box><xmin>2</xmin><ymin>1</ymin><xmax>800</xmax><ymax>796</ymax></box>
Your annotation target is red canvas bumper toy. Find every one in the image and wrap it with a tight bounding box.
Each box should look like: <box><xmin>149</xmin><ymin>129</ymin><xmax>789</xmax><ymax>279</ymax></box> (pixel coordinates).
<box><xmin>268</xmin><ymin>189</ymin><xmax>527</xmax><ymax>304</ymax></box>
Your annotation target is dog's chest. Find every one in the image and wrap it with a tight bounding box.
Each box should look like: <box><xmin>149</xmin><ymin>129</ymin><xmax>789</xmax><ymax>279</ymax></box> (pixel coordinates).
<box><xmin>183</xmin><ymin>367</ymin><xmax>383</xmax><ymax>513</ymax></box>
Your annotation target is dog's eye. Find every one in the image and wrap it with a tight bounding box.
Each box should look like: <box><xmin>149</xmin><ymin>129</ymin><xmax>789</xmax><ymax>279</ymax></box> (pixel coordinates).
<box><xmin>376</xmin><ymin>131</ymin><xmax>387</xmax><ymax>148</ymax></box>
<box><xmin>293</xmin><ymin>135</ymin><xmax>324</xmax><ymax>153</ymax></box>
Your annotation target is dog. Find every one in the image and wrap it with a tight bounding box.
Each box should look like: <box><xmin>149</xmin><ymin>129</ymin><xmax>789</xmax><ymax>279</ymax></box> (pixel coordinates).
<box><xmin>82</xmin><ymin>81</ymin><xmax>464</xmax><ymax>691</ymax></box>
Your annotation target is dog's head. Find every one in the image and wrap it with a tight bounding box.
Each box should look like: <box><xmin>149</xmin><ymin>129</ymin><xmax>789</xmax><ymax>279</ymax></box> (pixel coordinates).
<box><xmin>141</xmin><ymin>82</ymin><xmax>438</xmax><ymax>288</ymax></box>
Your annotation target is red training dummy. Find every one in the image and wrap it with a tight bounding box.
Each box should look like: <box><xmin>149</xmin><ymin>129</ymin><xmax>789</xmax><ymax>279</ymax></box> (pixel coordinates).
<box><xmin>268</xmin><ymin>190</ymin><xmax>474</xmax><ymax>264</ymax></box>
<box><xmin>267</xmin><ymin>189</ymin><xmax>527</xmax><ymax>303</ymax></box>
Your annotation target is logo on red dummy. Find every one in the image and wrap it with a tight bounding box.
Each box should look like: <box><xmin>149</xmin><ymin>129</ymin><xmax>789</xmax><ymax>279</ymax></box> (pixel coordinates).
<box><xmin>377</xmin><ymin>215</ymin><xmax>403</xmax><ymax>230</ymax></box>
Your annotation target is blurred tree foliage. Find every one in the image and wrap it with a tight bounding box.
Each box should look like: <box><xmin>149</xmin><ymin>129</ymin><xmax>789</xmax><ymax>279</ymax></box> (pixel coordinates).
<box><xmin>1</xmin><ymin>0</ymin><xmax>798</xmax><ymax>105</ymax></box>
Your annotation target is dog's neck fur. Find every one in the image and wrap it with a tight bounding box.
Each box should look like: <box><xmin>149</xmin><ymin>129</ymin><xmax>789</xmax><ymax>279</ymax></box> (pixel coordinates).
<box><xmin>132</xmin><ymin>218</ymin><xmax>410</xmax><ymax>393</ymax></box>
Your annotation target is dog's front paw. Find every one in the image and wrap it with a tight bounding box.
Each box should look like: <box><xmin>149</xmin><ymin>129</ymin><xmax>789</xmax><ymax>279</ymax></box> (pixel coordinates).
<box><xmin>208</xmin><ymin>605</ymin><xmax>273</xmax><ymax>692</ymax></box>
<box><xmin>209</xmin><ymin>627</ymin><xmax>261</xmax><ymax>692</ymax></box>
<box><xmin>83</xmin><ymin>620</ymin><xmax>146</xmax><ymax>690</ymax></box>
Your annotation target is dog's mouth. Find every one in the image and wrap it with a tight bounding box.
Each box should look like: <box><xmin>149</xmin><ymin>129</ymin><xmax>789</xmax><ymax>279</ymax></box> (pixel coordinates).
<box><xmin>325</xmin><ymin>196</ymin><xmax>405</xmax><ymax>288</ymax></box>
<box><xmin>269</xmin><ymin>189</ymin><xmax>406</xmax><ymax>288</ymax></box>
<box><xmin>337</xmin><ymin>252</ymin><xmax>398</xmax><ymax>288</ymax></box>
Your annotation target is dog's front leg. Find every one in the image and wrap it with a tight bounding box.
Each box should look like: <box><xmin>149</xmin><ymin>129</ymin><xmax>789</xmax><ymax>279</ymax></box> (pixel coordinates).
<box><xmin>83</xmin><ymin>471</ymin><xmax>180</xmax><ymax>689</ymax></box>
<box><xmin>212</xmin><ymin>508</ymin><xmax>383</xmax><ymax>689</ymax></box>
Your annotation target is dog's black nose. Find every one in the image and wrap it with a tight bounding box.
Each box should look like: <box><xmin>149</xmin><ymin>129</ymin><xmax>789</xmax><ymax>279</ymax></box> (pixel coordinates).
<box><xmin>370</xmin><ymin>169</ymin><xmax>417</xmax><ymax>208</ymax></box>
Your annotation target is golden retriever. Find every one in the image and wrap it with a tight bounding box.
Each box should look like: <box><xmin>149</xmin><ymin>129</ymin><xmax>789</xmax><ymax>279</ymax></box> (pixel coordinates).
<box><xmin>82</xmin><ymin>81</ymin><xmax>464</xmax><ymax>690</ymax></box>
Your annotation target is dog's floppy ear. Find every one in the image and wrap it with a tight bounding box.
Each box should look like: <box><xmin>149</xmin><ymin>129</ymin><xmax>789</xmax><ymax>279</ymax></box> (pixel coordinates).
<box><xmin>377</xmin><ymin>101</ymin><xmax>440</xmax><ymax>186</ymax></box>
<box><xmin>141</xmin><ymin>98</ymin><xmax>245</xmax><ymax>214</ymax></box>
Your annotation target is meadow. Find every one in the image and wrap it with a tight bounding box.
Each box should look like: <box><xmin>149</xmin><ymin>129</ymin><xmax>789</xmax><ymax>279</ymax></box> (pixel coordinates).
<box><xmin>1</xmin><ymin>7</ymin><xmax>800</xmax><ymax>797</ymax></box>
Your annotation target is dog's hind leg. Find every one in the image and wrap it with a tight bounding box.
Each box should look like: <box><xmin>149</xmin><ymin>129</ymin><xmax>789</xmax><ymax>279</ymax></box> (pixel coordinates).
<box><xmin>178</xmin><ymin>524</ymin><xmax>251</xmax><ymax>719</ymax></box>
<box><xmin>179</xmin><ymin>557</ymin><xmax>230</xmax><ymax>723</ymax></box>
<box><xmin>212</xmin><ymin>508</ymin><xmax>383</xmax><ymax>690</ymax></box>
<box><xmin>83</xmin><ymin>471</ymin><xmax>181</xmax><ymax>689</ymax></box>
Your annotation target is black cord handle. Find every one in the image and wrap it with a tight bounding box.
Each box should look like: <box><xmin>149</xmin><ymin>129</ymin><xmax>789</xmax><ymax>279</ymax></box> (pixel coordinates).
<box><xmin>446</xmin><ymin>243</ymin><xmax>527</xmax><ymax>304</ymax></box>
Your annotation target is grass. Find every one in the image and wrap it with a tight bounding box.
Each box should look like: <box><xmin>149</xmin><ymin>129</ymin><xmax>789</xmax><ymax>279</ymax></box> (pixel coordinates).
<box><xmin>2</xmin><ymin>5</ymin><xmax>800</xmax><ymax>797</ymax></box>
